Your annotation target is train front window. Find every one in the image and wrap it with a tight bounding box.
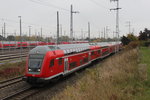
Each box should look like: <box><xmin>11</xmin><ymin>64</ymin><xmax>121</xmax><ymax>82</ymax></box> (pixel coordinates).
<box><xmin>29</xmin><ymin>59</ymin><xmax>42</xmax><ymax>69</ymax></box>
<box><xmin>28</xmin><ymin>54</ymin><xmax>44</xmax><ymax>70</ymax></box>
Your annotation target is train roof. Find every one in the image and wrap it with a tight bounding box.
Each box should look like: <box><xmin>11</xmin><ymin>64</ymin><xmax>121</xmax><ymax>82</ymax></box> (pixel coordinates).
<box><xmin>52</xmin><ymin>44</ymin><xmax>89</xmax><ymax>50</ymax></box>
<box><xmin>92</xmin><ymin>41</ymin><xmax>121</xmax><ymax>47</ymax></box>
<box><xmin>29</xmin><ymin>43</ymin><xmax>90</xmax><ymax>55</ymax></box>
<box><xmin>29</xmin><ymin>41</ymin><xmax>121</xmax><ymax>55</ymax></box>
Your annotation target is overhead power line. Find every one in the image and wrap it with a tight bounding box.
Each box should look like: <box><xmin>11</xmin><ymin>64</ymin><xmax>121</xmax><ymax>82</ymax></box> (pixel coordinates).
<box><xmin>89</xmin><ymin>0</ymin><xmax>110</xmax><ymax>9</ymax></box>
<box><xmin>29</xmin><ymin>0</ymin><xmax>69</xmax><ymax>12</ymax></box>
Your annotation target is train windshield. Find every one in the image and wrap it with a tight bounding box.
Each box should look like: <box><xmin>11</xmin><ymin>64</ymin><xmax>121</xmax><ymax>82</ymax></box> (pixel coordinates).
<box><xmin>29</xmin><ymin>59</ymin><xmax>42</xmax><ymax>68</ymax></box>
<box><xmin>28</xmin><ymin>54</ymin><xmax>44</xmax><ymax>69</ymax></box>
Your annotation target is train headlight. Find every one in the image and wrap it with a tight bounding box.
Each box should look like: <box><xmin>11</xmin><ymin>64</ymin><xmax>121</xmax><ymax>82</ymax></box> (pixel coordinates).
<box><xmin>29</xmin><ymin>69</ymin><xmax>31</xmax><ymax>71</ymax></box>
<box><xmin>37</xmin><ymin>69</ymin><xmax>41</xmax><ymax>72</ymax></box>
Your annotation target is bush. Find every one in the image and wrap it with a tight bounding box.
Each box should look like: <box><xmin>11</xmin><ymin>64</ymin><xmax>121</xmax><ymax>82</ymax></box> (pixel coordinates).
<box><xmin>127</xmin><ymin>41</ymin><xmax>140</xmax><ymax>49</ymax></box>
<box><xmin>144</xmin><ymin>41</ymin><xmax>150</xmax><ymax>47</ymax></box>
<box><xmin>0</xmin><ymin>67</ymin><xmax>24</xmax><ymax>78</ymax></box>
<box><xmin>139</xmin><ymin>41</ymin><xmax>150</xmax><ymax>47</ymax></box>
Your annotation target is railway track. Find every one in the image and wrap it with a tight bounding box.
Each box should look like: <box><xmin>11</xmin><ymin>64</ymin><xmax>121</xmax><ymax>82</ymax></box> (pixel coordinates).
<box><xmin>0</xmin><ymin>46</ymin><xmax>37</xmax><ymax>55</ymax></box>
<box><xmin>0</xmin><ymin>84</ymin><xmax>39</xmax><ymax>100</ymax></box>
<box><xmin>0</xmin><ymin>76</ymin><xmax>24</xmax><ymax>89</ymax></box>
<box><xmin>0</xmin><ymin>49</ymin><xmax>30</xmax><ymax>55</ymax></box>
<box><xmin>0</xmin><ymin>76</ymin><xmax>39</xmax><ymax>100</ymax></box>
<box><xmin>1</xmin><ymin>86</ymin><xmax>36</xmax><ymax>100</ymax></box>
<box><xmin>0</xmin><ymin>53</ymin><xmax>28</xmax><ymax>61</ymax></box>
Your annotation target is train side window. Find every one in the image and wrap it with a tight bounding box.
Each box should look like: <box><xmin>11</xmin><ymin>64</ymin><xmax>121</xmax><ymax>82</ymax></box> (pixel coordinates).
<box><xmin>69</xmin><ymin>62</ymin><xmax>77</xmax><ymax>69</ymax></box>
<box><xmin>98</xmin><ymin>50</ymin><xmax>101</xmax><ymax>54</ymax></box>
<box><xmin>91</xmin><ymin>51</ymin><xmax>95</xmax><ymax>55</ymax></box>
<box><xmin>80</xmin><ymin>59</ymin><xmax>83</xmax><ymax>64</ymax></box>
<box><xmin>50</xmin><ymin>59</ymin><xmax>54</xmax><ymax>67</ymax></box>
<box><xmin>83</xmin><ymin>58</ymin><xmax>88</xmax><ymax>63</ymax></box>
<box><xmin>58</xmin><ymin>58</ymin><xmax>63</xmax><ymax>65</ymax></box>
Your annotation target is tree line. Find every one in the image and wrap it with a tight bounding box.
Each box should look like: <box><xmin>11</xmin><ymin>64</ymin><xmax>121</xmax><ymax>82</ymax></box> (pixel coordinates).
<box><xmin>121</xmin><ymin>28</ymin><xmax>150</xmax><ymax>46</ymax></box>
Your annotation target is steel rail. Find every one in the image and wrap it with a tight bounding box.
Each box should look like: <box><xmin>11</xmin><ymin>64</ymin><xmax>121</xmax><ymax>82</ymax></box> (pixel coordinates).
<box><xmin>0</xmin><ymin>76</ymin><xmax>24</xmax><ymax>89</ymax></box>
<box><xmin>0</xmin><ymin>54</ymin><xmax>28</xmax><ymax>61</ymax></box>
<box><xmin>1</xmin><ymin>86</ymin><xmax>32</xmax><ymax>100</ymax></box>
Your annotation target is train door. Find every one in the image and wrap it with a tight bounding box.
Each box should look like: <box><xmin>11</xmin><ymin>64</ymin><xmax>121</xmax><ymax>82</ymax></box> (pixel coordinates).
<box><xmin>64</xmin><ymin>58</ymin><xmax>69</xmax><ymax>74</ymax></box>
<box><xmin>88</xmin><ymin>52</ymin><xmax>91</xmax><ymax>61</ymax></box>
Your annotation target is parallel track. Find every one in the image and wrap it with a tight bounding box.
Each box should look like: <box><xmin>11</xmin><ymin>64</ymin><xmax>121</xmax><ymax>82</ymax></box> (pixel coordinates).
<box><xmin>1</xmin><ymin>86</ymin><xmax>33</xmax><ymax>100</ymax></box>
<box><xmin>0</xmin><ymin>53</ymin><xmax>28</xmax><ymax>61</ymax></box>
<box><xmin>0</xmin><ymin>76</ymin><xmax>24</xmax><ymax>89</ymax></box>
<box><xmin>0</xmin><ymin>76</ymin><xmax>39</xmax><ymax>100</ymax></box>
<box><xmin>0</xmin><ymin>46</ymin><xmax>36</xmax><ymax>55</ymax></box>
<box><xmin>0</xmin><ymin>48</ymin><xmax>30</xmax><ymax>55</ymax></box>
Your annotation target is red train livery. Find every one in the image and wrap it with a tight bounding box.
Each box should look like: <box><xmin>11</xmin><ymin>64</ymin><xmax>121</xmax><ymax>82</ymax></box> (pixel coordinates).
<box><xmin>23</xmin><ymin>42</ymin><xmax>122</xmax><ymax>85</ymax></box>
<box><xmin>0</xmin><ymin>41</ymin><xmax>88</xmax><ymax>49</ymax></box>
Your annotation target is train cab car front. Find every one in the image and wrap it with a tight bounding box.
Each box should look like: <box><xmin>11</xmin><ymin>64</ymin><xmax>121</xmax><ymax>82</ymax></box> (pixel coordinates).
<box><xmin>25</xmin><ymin>54</ymin><xmax>46</xmax><ymax>84</ymax></box>
<box><xmin>24</xmin><ymin>46</ymin><xmax>50</xmax><ymax>85</ymax></box>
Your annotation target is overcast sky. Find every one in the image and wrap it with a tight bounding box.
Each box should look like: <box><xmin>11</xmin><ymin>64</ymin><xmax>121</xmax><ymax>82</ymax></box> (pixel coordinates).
<box><xmin>0</xmin><ymin>0</ymin><xmax>149</xmax><ymax>38</ymax></box>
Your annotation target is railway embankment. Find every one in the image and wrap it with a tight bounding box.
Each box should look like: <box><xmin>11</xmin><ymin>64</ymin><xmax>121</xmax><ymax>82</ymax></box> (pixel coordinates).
<box><xmin>0</xmin><ymin>46</ymin><xmax>149</xmax><ymax>100</ymax></box>
<box><xmin>0</xmin><ymin>61</ymin><xmax>25</xmax><ymax>81</ymax></box>
<box><xmin>52</xmin><ymin>47</ymin><xmax>150</xmax><ymax>100</ymax></box>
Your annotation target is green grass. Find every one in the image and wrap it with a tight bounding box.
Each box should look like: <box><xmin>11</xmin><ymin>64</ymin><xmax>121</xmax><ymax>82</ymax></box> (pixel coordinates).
<box><xmin>136</xmin><ymin>47</ymin><xmax>150</xmax><ymax>100</ymax></box>
<box><xmin>140</xmin><ymin>47</ymin><xmax>150</xmax><ymax>66</ymax></box>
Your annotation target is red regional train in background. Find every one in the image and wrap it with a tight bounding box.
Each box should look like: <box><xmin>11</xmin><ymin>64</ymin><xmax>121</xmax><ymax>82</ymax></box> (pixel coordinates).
<box><xmin>23</xmin><ymin>42</ymin><xmax>122</xmax><ymax>85</ymax></box>
<box><xmin>0</xmin><ymin>41</ymin><xmax>88</xmax><ymax>49</ymax></box>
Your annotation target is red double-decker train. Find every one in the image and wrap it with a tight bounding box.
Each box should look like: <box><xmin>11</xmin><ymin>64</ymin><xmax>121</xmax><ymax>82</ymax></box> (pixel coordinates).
<box><xmin>23</xmin><ymin>42</ymin><xmax>122</xmax><ymax>85</ymax></box>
